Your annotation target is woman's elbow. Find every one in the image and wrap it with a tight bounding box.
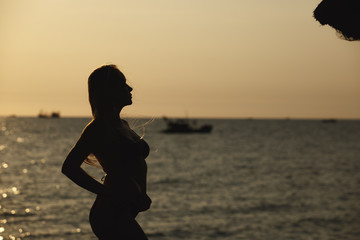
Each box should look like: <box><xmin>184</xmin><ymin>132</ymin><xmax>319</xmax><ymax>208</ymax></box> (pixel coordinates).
<box><xmin>61</xmin><ymin>162</ymin><xmax>71</xmax><ymax>176</ymax></box>
<box><xmin>61</xmin><ymin>159</ymin><xmax>77</xmax><ymax>176</ymax></box>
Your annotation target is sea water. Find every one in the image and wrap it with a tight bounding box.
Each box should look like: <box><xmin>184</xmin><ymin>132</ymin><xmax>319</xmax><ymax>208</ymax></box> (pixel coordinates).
<box><xmin>0</xmin><ymin>117</ymin><xmax>359</xmax><ymax>240</ymax></box>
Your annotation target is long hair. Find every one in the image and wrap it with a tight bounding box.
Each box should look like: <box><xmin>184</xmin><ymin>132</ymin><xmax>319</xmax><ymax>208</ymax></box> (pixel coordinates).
<box><xmin>88</xmin><ymin>64</ymin><xmax>126</xmax><ymax>119</ymax></box>
<box><xmin>85</xmin><ymin>65</ymin><xmax>127</xmax><ymax>169</ymax></box>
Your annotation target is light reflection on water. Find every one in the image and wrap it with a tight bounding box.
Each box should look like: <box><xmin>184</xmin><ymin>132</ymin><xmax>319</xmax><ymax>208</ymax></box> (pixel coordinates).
<box><xmin>0</xmin><ymin>117</ymin><xmax>359</xmax><ymax>239</ymax></box>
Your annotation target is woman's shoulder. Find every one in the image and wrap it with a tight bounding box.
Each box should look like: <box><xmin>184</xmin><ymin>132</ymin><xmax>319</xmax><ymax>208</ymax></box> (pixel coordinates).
<box><xmin>79</xmin><ymin>119</ymin><xmax>109</xmax><ymax>147</ymax></box>
<box><xmin>82</xmin><ymin>119</ymin><xmax>103</xmax><ymax>137</ymax></box>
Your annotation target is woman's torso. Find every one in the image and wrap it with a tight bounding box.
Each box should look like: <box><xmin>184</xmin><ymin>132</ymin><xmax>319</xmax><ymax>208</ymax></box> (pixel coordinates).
<box><xmin>88</xmin><ymin>119</ymin><xmax>150</xmax><ymax>204</ymax></box>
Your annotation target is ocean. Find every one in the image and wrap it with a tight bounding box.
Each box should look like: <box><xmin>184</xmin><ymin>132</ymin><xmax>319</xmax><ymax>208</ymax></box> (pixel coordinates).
<box><xmin>0</xmin><ymin>117</ymin><xmax>359</xmax><ymax>240</ymax></box>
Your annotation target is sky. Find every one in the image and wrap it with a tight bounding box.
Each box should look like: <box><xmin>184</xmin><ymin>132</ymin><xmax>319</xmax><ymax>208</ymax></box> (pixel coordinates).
<box><xmin>1</xmin><ymin>0</ymin><xmax>359</xmax><ymax>119</ymax></box>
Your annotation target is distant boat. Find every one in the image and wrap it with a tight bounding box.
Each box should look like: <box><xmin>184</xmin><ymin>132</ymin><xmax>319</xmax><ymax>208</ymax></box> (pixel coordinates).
<box><xmin>162</xmin><ymin>117</ymin><xmax>212</xmax><ymax>133</ymax></box>
<box><xmin>322</xmin><ymin>119</ymin><xmax>337</xmax><ymax>123</ymax></box>
<box><xmin>38</xmin><ymin>111</ymin><xmax>60</xmax><ymax>118</ymax></box>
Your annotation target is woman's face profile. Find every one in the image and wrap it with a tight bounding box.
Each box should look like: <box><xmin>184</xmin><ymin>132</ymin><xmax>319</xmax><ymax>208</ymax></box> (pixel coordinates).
<box><xmin>120</xmin><ymin>83</ymin><xmax>133</xmax><ymax>107</ymax></box>
<box><xmin>111</xmin><ymin>71</ymin><xmax>133</xmax><ymax>107</ymax></box>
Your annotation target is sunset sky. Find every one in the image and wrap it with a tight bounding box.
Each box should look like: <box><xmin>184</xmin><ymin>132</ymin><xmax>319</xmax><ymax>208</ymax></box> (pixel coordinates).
<box><xmin>1</xmin><ymin>0</ymin><xmax>359</xmax><ymax>119</ymax></box>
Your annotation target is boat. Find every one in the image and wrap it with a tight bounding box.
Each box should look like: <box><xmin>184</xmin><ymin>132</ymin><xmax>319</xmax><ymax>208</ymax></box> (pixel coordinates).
<box><xmin>321</xmin><ymin>119</ymin><xmax>337</xmax><ymax>123</ymax></box>
<box><xmin>38</xmin><ymin>111</ymin><xmax>61</xmax><ymax>118</ymax></box>
<box><xmin>162</xmin><ymin>117</ymin><xmax>213</xmax><ymax>133</ymax></box>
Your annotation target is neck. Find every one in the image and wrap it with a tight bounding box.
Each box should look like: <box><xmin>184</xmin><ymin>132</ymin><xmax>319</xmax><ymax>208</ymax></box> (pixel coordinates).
<box><xmin>96</xmin><ymin>110</ymin><xmax>122</xmax><ymax>123</ymax></box>
<box><xmin>94</xmin><ymin>104</ymin><xmax>126</xmax><ymax>122</ymax></box>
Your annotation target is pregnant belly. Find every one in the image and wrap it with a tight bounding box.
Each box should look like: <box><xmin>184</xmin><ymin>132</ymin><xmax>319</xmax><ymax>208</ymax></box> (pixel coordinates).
<box><xmin>103</xmin><ymin>174</ymin><xmax>151</xmax><ymax>212</ymax></box>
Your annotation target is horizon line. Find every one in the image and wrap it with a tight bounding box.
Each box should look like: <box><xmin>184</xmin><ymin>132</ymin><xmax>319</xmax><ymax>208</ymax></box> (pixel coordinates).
<box><xmin>1</xmin><ymin>114</ymin><xmax>359</xmax><ymax>121</ymax></box>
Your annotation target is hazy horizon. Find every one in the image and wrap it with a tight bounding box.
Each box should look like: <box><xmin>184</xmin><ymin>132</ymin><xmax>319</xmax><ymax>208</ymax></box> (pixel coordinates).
<box><xmin>2</xmin><ymin>114</ymin><xmax>359</xmax><ymax>121</ymax></box>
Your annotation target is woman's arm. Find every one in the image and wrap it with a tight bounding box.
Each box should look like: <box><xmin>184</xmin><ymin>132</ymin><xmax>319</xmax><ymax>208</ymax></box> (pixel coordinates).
<box><xmin>62</xmin><ymin>124</ymin><xmax>111</xmax><ymax>196</ymax></box>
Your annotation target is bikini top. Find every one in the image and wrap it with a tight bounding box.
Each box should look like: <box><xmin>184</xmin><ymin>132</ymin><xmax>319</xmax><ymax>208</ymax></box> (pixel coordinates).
<box><xmin>131</xmin><ymin>138</ymin><xmax>150</xmax><ymax>159</ymax></box>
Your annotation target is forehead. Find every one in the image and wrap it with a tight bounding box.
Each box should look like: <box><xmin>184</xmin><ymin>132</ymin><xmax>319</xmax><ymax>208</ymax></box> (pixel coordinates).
<box><xmin>113</xmin><ymin>70</ymin><xmax>126</xmax><ymax>84</ymax></box>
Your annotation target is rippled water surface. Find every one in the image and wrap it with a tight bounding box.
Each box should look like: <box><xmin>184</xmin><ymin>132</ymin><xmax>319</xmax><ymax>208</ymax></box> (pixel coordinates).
<box><xmin>0</xmin><ymin>117</ymin><xmax>359</xmax><ymax>240</ymax></box>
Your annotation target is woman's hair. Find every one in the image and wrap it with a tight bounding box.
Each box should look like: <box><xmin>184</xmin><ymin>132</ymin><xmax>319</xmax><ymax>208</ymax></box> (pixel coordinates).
<box><xmin>88</xmin><ymin>64</ymin><xmax>126</xmax><ymax>118</ymax></box>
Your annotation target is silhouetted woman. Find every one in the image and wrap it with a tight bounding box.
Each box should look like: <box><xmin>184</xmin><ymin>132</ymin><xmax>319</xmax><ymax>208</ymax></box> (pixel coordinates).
<box><xmin>62</xmin><ymin>65</ymin><xmax>151</xmax><ymax>239</ymax></box>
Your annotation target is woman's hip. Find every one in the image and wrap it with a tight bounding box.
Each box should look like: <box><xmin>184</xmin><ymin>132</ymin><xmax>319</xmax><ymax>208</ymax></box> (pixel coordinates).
<box><xmin>89</xmin><ymin>195</ymin><xmax>141</xmax><ymax>238</ymax></box>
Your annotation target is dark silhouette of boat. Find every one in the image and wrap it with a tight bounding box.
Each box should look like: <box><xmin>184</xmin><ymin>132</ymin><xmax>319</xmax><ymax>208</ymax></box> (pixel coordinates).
<box><xmin>162</xmin><ymin>117</ymin><xmax>212</xmax><ymax>133</ymax></box>
<box><xmin>322</xmin><ymin>119</ymin><xmax>337</xmax><ymax>123</ymax></box>
<box><xmin>38</xmin><ymin>111</ymin><xmax>60</xmax><ymax>118</ymax></box>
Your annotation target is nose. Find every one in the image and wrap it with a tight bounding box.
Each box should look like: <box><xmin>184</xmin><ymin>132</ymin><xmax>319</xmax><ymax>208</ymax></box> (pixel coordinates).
<box><xmin>128</xmin><ymin>85</ymin><xmax>133</xmax><ymax>92</ymax></box>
